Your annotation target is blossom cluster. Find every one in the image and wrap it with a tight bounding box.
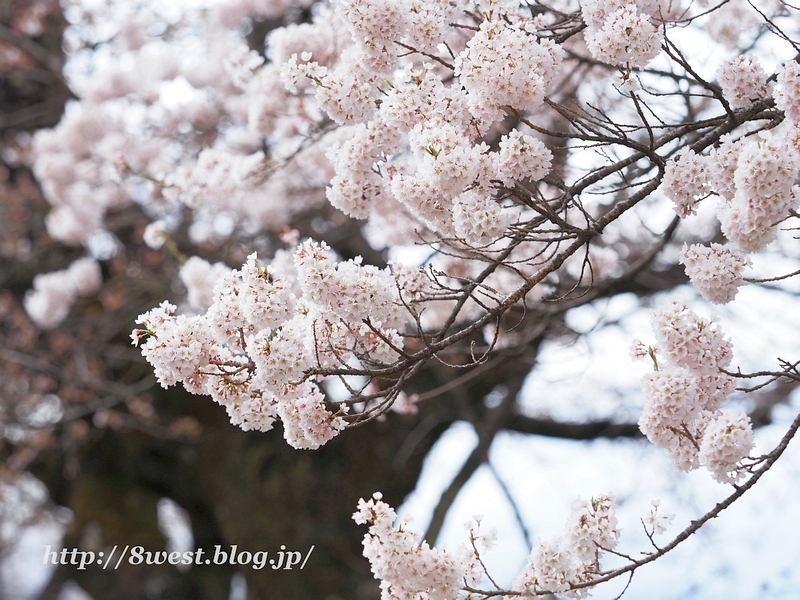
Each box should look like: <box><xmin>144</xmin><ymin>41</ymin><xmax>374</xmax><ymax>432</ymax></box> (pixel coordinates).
<box><xmin>581</xmin><ymin>0</ymin><xmax>662</xmax><ymax>67</ymax></box>
<box><xmin>353</xmin><ymin>492</ymin><xmax>619</xmax><ymax>599</ymax></box>
<box><xmin>352</xmin><ymin>493</ymin><xmax>472</xmax><ymax>600</ymax></box>
<box><xmin>179</xmin><ymin>257</ymin><xmax>234</xmax><ymax>312</ymax></box>
<box><xmin>514</xmin><ymin>495</ymin><xmax>619</xmax><ymax>597</ymax></box>
<box><xmin>679</xmin><ymin>243</ymin><xmax>750</xmax><ymax>305</ymax></box>
<box><xmin>132</xmin><ymin>241</ymin><xmax>406</xmax><ymax>449</ymax></box>
<box><xmin>661</xmin><ymin>149</ymin><xmax>709</xmax><ymax>219</ymax></box>
<box><xmin>24</xmin><ymin>258</ymin><xmax>102</xmax><ymax>329</ymax></box>
<box><xmin>31</xmin><ymin>106</ymin><xmax>131</xmax><ymax>245</ymax></box>
<box><xmin>278</xmin><ymin>2</ymin><xmax>561</xmax><ymax>247</ymax></box>
<box><xmin>31</xmin><ymin>4</ymin><xmax>336</xmax><ymax>250</ymax></box>
<box><xmin>700</xmin><ymin>0</ymin><xmax>777</xmax><ymax>49</ymax></box>
<box><xmin>634</xmin><ymin>302</ymin><xmax>753</xmax><ymax>482</ymax></box>
<box><xmin>659</xmin><ymin>54</ymin><xmax>800</xmax><ymax>298</ymax></box>
<box><xmin>774</xmin><ymin>61</ymin><xmax>800</xmax><ymax>125</ymax></box>
<box><xmin>721</xmin><ymin>128</ymin><xmax>800</xmax><ymax>252</ymax></box>
<box><xmin>454</xmin><ymin>19</ymin><xmax>562</xmax><ymax>123</ymax></box>
<box><xmin>663</xmin><ymin>121</ymin><xmax>800</xmax><ymax>300</ymax></box>
<box><xmin>716</xmin><ymin>55</ymin><xmax>771</xmax><ymax>109</ymax></box>
<box><xmin>665</xmin><ymin>125</ymin><xmax>800</xmax><ymax>252</ymax></box>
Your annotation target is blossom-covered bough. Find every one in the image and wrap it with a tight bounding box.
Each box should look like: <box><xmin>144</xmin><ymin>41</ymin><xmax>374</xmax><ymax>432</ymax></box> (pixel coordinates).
<box><xmin>4</xmin><ymin>0</ymin><xmax>800</xmax><ymax>597</ymax></box>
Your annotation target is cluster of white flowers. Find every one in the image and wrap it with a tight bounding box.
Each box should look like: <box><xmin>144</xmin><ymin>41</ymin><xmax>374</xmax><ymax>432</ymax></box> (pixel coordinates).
<box><xmin>701</xmin><ymin>0</ymin><xmax>760</xmax><ymax>49</ymax></box>
<box><xmin>774</xmin><ymin>61</ymin><xmax>800</xmax><ymax>125</ymax></box>
<box><xmin>514</xmin><ymin>495</ymin><xmax>618</xmax><ymax>597</ymax></box>
<box><xmin>353</xmin><ymin>492</ymin><xmax>471</xmax><ymax>600</ymax></box>
<box><xmin>296</xmin><ymin>241</ymin><xmax>402</xmax><ymax>326</ymax></box>
<box><xmin>30</xmin><ymin>3</ymin><xmax>345</xmax><ymax>254</ymax></box>
<box><xmin>24</xmin><ymin>258</ymin><xmax>102</xmax><ymax>329</ymax></box>
<box><xmin>275</xmin><ymin>385</ymin><xmax>347</xmax><ymax>450</ymax></box>
<box><xmin>354</xmin><ymin>492</ymin><xmax>620</xmax><ymax>599</ymax></box>
<box><xmin>661</xmin><ymin>150</ymin><xmax>710</xmax><ymax>218</ymax></box>
<box><xmin>706</xmin><ymin>134</ymin><xmax>742</xmax><ymax>202</ymax></box>
<box><xmin>30</xmin><ymin>16</ymin><xmax>298</xmax><ymax>247</ymax></box>
<box><xmin>719</xmin><ymin>129</ymin><xmax>800</xmax><ymax>252</ymax></box>
<box><xmin>274</xmin><ymin>3</ymin><xmax>565</xmax><ymax>248</ymax></box>
<box><xmin>132</xmin><ymin>302</ymin><xmax>215</xmax><ymax>388</ymax></box>
<box><xmin>582</xmin><ymin>0</ymin><xmax>662</xmax><ymax>67</ymax></box>
<box><xmin>716</xmin><ymin>55</ymin><xmax>771</xmax><ymax>109</ymax></box>
<box><xmin>454</xmin><ymin>19</ymin><xmax>563</xmax><ymax>122</ymax></box>
<box><xmin>133</xmin><ymin>241</ymin><xmax>405</xmax><ymax>448</ymax></box>
<box><xmin>282</xmin><ymin>48</ymin><xmax>381</xmax><ymax>125</ymax></box>
<box><xmin>338</xmin><ymin>0</ymin><xmax>455</xmax><ymax>58</ymax></box>
<box><xmin>179</xmin><ymin>257</ymin><xmax>234</xmax><ymax>312</ymax></box>
<box><xmin>495</xmin><ymin>129</ymin><xmax>553</xmax><ymax>187</ymax></box>
<box><xmin>393</xmin><ymin>115</ymin><xmax>551</xmax><ymax>245</ymax></box>
<box><xmin>325</xmin><ymin>123</ymin><xmax>400</xmax><ymax>219</ymax></box>
<box><xmin>378</xmin><ymin>64</ymin><xmax>472</xmax><ymax>132</ymax></box>
<box><xmin>698</xmin><ymin>412</ymin><xmax>755</xmax><ymax>483</ymax></box>
<box><xmin>634</xmin><ymin>302</ymin><xmax>753</xmax><ymax>479</ymax></box>
<box><xmin>163</xmin><ymin>148</ymin><xmax>271</xmax><ymax>213</ymax></box>
<box><xmin>667</xmin><ymin>125</ymin><xmax>800</xmax><ymax>287</ymax></box>
<box><xmin>31</xmin><ymin>106</ymin><xmax>131</xmax><ymax>245</ymax></box>
<box><xmin>679</xmin><ymin>243</ymin><xmax>750</xmax><ymax>305</ymax></box>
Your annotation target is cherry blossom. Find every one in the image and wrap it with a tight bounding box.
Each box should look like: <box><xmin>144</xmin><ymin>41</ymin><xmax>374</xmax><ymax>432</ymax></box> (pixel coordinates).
<box><xmin>679</xmin><ymin>243</ymin><xmax>750</xmax><ymax>305</ymax></box>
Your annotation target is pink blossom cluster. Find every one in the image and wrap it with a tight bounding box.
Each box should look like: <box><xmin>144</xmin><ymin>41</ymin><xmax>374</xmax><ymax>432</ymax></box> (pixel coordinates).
<box><xmin>666</xmin><ymin>125</ymin><xmax>800</xmax><ymax>288</ymax></box>
<box><xmin>661</xmin><ymin>150</ymin><xmax>710</xmax><ymax>218</ymax></box>
<box><xmin>700</xmin><ymin>0</ymin><xmax>761</xmax><ymax>49</ymax></box>
<box><xmin>774</xmin><ymin>61</ymin><xmax>800</xmax><ymax>125</ymax></box>
<box><xmin>352</xmin><ymin>493</ymin><xmax>471</xmax><ymax>600</ymax></box>
<box><xmin>26</xmin><ymin>0</ymin><xmax>573</xmax><ymax>267</ymax></box>
<box><xmin>679</xmin><ymin>243</ymin><xmax>750</xmax><ymax>305</ymax></box>
<box><xmin>24</xmin><ymin>258</ymin><xmax>103</xmax><ymax>329</ymax></box>
<box><xmin>325</xmin><ymin>123</ymin><xmax>401</xmax><ymax>220</ymax></box>
<box><xmin>133</xmin><ymin>241</ymin><xmax>405</xmax><ymax>448</ymax></box>
<box><xmin>281</xmin><ymin>49</ymin><xmax>380</xmax><ymax>125</ymax></box>
<box><xmin>339</xmin><ymin>0</ymin><xmax>455</xmax><ymax>57</ymax></box>
<box><xmin>277</xmin><ymin>3</ymin><xmax>561</xmax><ymax>247</ymax></box>
<box><xmin>716</xmin><ymin>55</ymin><xmax>771</xmax><ymax>109</ymax></box>
<box><xmin>280</xmin><ymin>0</ymin><xmax>454</xmax><ymax>126</ymax></box>
<box><xmin>454</xmin><ymin>19</ymin><xmax>563</xmax><ymax>122</ymax></box>
<box><xmin>32</xmin><ymin>20</ymin><xmax>273</xmax><ymax>241</ymax></box>
<box><xmin>354</xmin><ymin>492</ymin><xmax>619</xmax><ymax>599</ymax></box>
<box><xmin>706</xmin><ymin>134</ymin><xmax>742</xmax><ymax>203</ymax></box>
<box><xmin>635</xmin><ymin>302</ymin><xmax>754</xmax><ymax>480</ymax></box>
<box><xmin>179</xmin><ymin>257</ymin><xmax>234</xmax><ymax>312</ymax></box>
<box><xmin>31</xmin><ymin>106</ymin><xmax>131</xmax><ymax>245</ymax></box>
<box><xmin>162</xmin><ymin>147</ymin><xmax>309</xmax><ymax>229</ymax></box>
<box><xmin>514</xmin><ymin>495</ymin><xmax>619</xmax><ymax>597</ymax></box>
<box><xmin>31</xmin><ymin>3</ymin><xmax>338</xmax><ymax>250</ymax></box>
<box><xmin>719</xmin><ymin>129</ymin><xmax>800</xmax><ymax>252</ymax></box>
<box><xmin>581</xmin><ymin>0</ymin><xmax>662</xmax><ymax>67</ymax></box>
<box><xmin>698</xmin><ymin>412</ymin><xmax>755</xmax><ymax>483</ymax></box>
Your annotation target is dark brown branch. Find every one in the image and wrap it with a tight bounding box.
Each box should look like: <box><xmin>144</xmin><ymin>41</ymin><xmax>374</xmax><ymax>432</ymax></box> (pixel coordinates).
<box><xmin>424</xmin><ymin>371</ymin><xmax>526</xmax><ymax>544</ymax></box>
<box><xmin>503</xmin><ymin>414</ymin><xmax>641</xmax><ymax>440</ymax></box>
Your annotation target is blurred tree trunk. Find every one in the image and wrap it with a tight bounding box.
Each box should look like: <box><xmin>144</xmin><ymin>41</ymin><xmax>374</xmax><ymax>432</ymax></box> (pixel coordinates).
<box><xmin>33</xmin><ymin>375</ymin><xmax>457</xmax><ymax>600</ymax></box>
